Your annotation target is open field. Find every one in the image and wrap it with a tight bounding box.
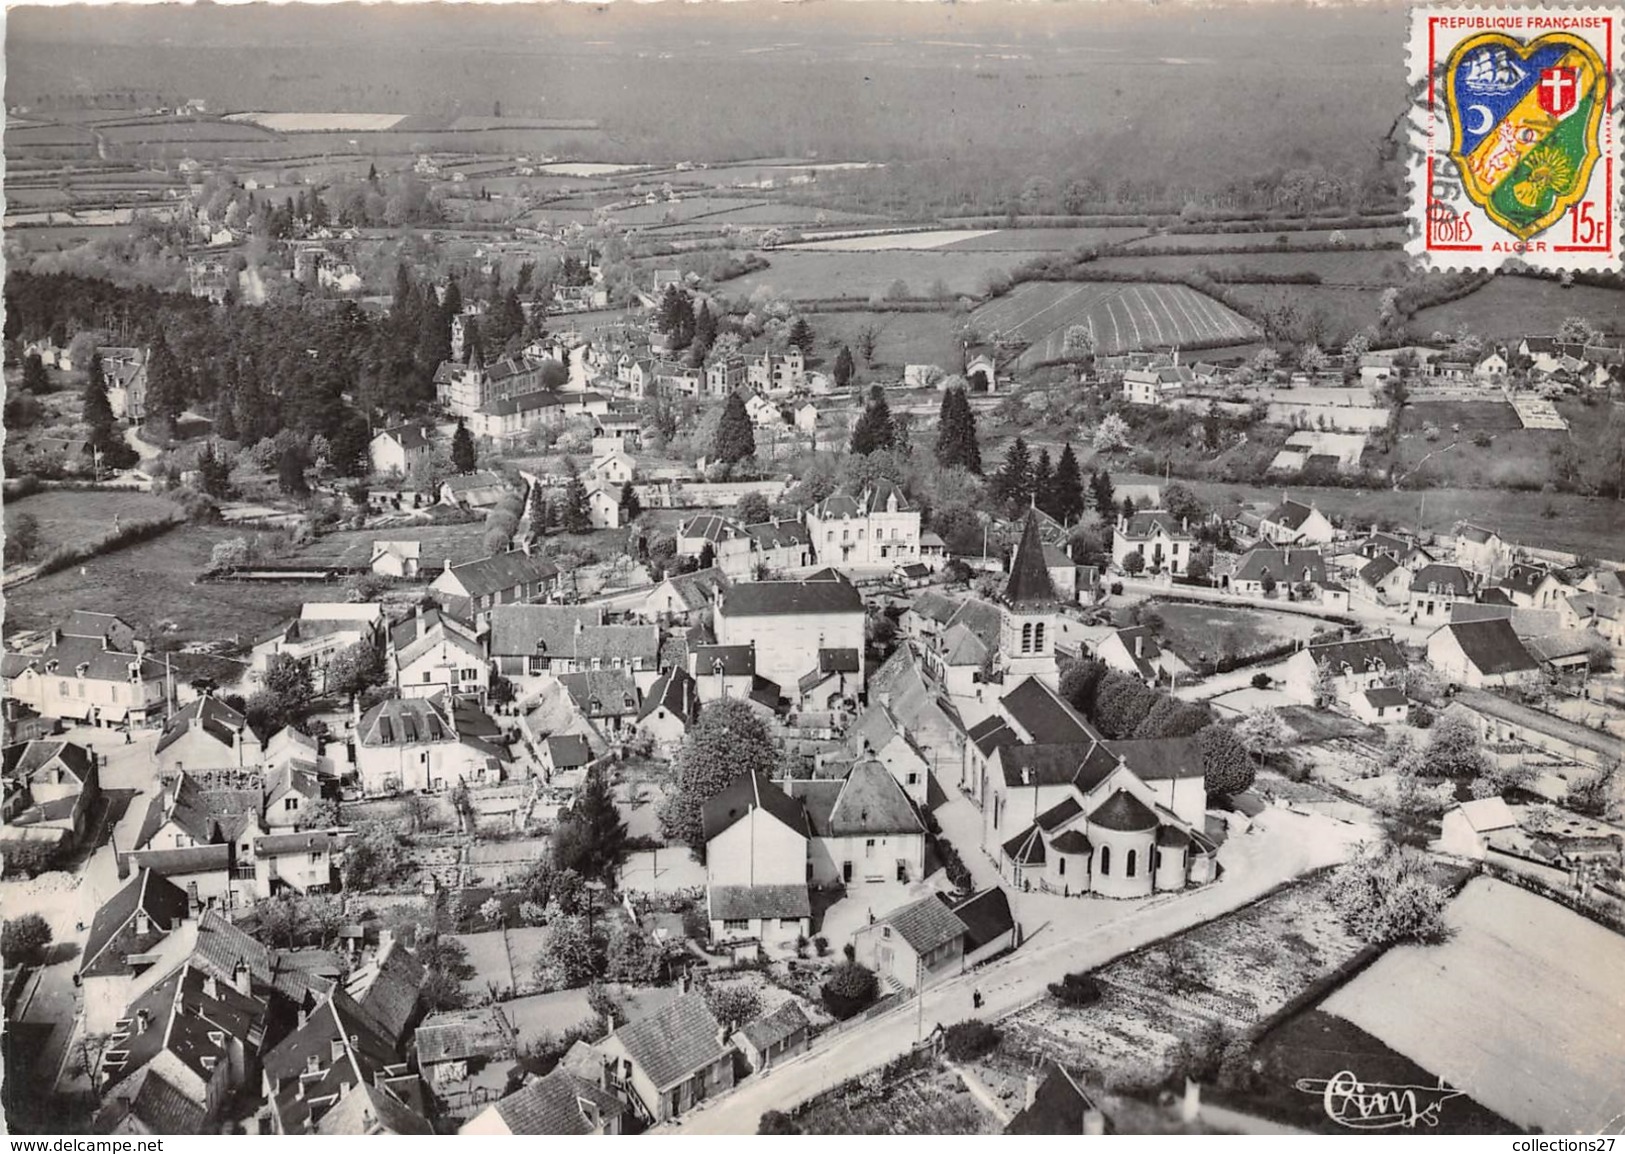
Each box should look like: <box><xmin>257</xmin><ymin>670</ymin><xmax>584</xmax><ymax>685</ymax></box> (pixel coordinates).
<box><xmin>1221</xmin><ymin>283</ymin><xmax>1391</xmax><ymax>338</ymax></box>
<box><xmin>802</xmin><ymin>309</ymin><xmax>963</xmax><ymax>372</ymax></box>
<box><xmin>1319</xmin><ymin>877</ymin><xmax>1625</xmax><ymax>1134</ymax></box>
<box><xmin>224</xmin><ymin>112</ymin><xmax>408</xmax><ymax>132</ymax></box>
<box><xmin>786</xmin><ymin>230</ymin><xmax>999</xmax><ymax>252</ymax></box>
<box><xmin>293</xmin><ymin>522</ymin><xmax>490</xmax><ymax>568</ymax></box>
<box><xmin>537</xmin><ymin>162</ymin><xmax>646</xmax><ymax>177</ymax></box>
<box><xmin>688</xmin><ymin>202</ymin><xmax>885</xmax><ymax>227</ymax></box>
<box><xmin>4</xmin><ymin>523</ymin><xmax>335</xmax><ymax>644</ymax></box>
<box><xmin>1116</xmin><ymin>473</ymin><xmax>1625</xmax><ymax>561</ymax></box>
<box><xmin>1124</xmin><ymin>226</ymin><xmax>1408</xmax><ymax>251</ymax></box>
<box><xmin>1150</xmin><ymin>601</ymin><xmax>1325</xmax><ymax>666</ymax></box>
<box><xmin>1357</xmin><ymin>399</ymin><xmax>1610</xmax><ymax>491</ymax></box>
<box><xmin>1412</xmin><ymin>276</ymin><xmax>1625</xmax><ymax>340</ymax></box>
<box><xmin>4</xmin><ymin>489</ymin><xmax>180</xmax><ymax>555</ymax></box>
<box><xmin>797</xmin><ymin>1062</ymin><xmax>998</xmax><ymax>1135</ymax></box>
<box><xmin>972</xmin><ymin>281</ymin><xmax>1258</xmax><ymax>360</ymax></box>
<box><xmin>726</xmin><ymin>250</ymin><xmax>1024</xmax><ymax>300</ymax></box>
<box><xmin>940</xmin><ymin>227</ymin><xmax>1149</xmax><ymax>252</ymax></box>
<box><xmin>1091</xmin><ymin>249</ymin><xmax>1407</xmax><ymax>286</ymax></box>
<box><xmin>1001</xmin><ymin>870</ymin><xmax>1366</xmax><ymax>1082</ymax></box>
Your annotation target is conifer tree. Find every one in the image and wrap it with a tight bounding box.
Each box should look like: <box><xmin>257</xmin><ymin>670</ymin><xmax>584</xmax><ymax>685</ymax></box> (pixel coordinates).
<box><xmin>994</xmin><ymin>436</ymin><xmax>1033</xmax><ymax>511</ymax></box>
<box><xmin>788</xmin><ymin>317</ymin><xmax>814</xmax><ymax>356</ymax></box>
<box><xmin>1090</xmin><ymin>469</ymin><xmax>1116</xmax><ymax>519</ymax></box>
<box><xmin>934</xmin><ymin>386</ymin><xmax>982</xmax><ymax>474</ymax></box>
<box><xmin>143</xmin><ymin>334</ymin><xmax>185</xmax><ymax>429</ymax></box>
<box><xmin>849</xmin><ymin>385</ymin><xmax>897</xmax><ymax>456</ymax></box>
<box><xmin>1053</xmin><ymin>443</ymin><xmax>1085</xmax><ymax>523</ymax></box>
<box><xmin>1032</xmin><ymin>448</ymin><xmax>1055</xmax><ymax>517</ymax></box>
<box><xmin>833</xmin><ymin>345</ymin><xmax>855</xmax><ymax>389</ymax></box>
<box><xmin>451</xmin><ymin>418</ymin><xmax>477</xmax><ymax>474</ymax></box>
<box><xmin>712</xmin><ymin>392</ymin><xmax>757</xmax><ymax>464</ymax></box>
<box><xmin>81</xmin><ymin>351</ymin><xmax>115</xmax><ymax>448</ymax></box>
<box><xmin>620</xmin><ymin>480</ymin><xmax>642</xmax><ymax>521</ymax></box>
<box><xmin>561</xmin><ymin>463</ymin><xmax>592</xmax><ymax>533</ymax></box>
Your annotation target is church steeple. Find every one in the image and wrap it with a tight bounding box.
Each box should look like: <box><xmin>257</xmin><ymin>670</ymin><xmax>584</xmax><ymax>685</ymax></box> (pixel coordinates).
<box><xmin>1003</xmin><ymin>508</ymin><xmax>1058</xmax><ymax>609</ymax></box>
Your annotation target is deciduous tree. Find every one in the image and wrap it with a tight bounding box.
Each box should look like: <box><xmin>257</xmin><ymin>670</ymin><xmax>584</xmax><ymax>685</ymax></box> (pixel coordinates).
<box><xmin>660</xmin><ymin>698</ymin><xmax>780</xmax><ymax>853</ymax></box>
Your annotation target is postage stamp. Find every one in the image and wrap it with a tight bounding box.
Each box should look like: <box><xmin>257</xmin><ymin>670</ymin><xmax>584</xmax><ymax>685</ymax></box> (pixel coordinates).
<box><xmin>1408</xmin><ymin>7</ymin><xmax>1622</xmax><ymax>271</ymax></box>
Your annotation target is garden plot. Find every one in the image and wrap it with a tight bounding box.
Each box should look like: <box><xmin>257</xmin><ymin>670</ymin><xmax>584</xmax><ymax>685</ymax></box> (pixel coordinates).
<box><xmin>970</xmin><ymin>281</ymin><xmax>1258</xmax><ymax>361</ymax></box>
<box><xmin>797</xmin><ymin>1062</ymin><xmax>999</xmax><ymax>1135</ymax></box>
<box><xmin>1510</xmin><ymin>395</ymin><xmax>1568</xmax><ymax>431</ymax></box>
<box><xmin>1150</xmin><ymin>602</ymin><xmax>1324</xmax><ymax>667</ymax></box>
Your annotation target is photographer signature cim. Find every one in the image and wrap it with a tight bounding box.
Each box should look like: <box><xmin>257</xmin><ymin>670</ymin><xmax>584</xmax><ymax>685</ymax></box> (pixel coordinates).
<box><xmin>1295</xmin><ymin>1070</ymin><xmax>1466</xmax><ymax>1130</ymax></box>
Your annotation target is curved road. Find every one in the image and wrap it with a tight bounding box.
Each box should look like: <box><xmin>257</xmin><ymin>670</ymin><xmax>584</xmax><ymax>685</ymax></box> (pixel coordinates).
<box><xmin>658</xmin><ymin>808</ymin><xmax>1369</xmax><ymax>1134</ymax></box>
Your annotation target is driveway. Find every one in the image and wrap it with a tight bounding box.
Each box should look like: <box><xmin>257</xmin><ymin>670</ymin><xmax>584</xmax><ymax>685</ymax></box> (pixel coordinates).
<box><xmin>659</xmin><ymin>807</ymin><xmax>1372</xmax><ymax>1134</ymax></box>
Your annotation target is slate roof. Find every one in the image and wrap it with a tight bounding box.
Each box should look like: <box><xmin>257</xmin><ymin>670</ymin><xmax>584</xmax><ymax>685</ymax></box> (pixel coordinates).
<box><xmin>1050</xmin><ymin>829</ymin><xmax>1093</xmax><ymax>854</ymax></box>
<box><xmin>572</xmin><ymin>624</ymin><xmax>660</xmax><ymax>664</ymax></box>
<box><xmin>701</xmin><ymin>771</ymin><xmax>810</xmax><ymax>842</ymax></box>
<box><xmin>1306</xmin><ymin>635</ymin><xmax>1407</xmax><ymax>673</ymax></box>
<box><xmin>545</xmin><ymin>734</ymin><xmax>593</xmax><ymax>769</ymax></box>
<box><xmin>315</xmin><ymin>1082</ymin><xmax>434</xmax><ymax>1136</ymax></box>
<box><xmin>736</xmin><ymin>1001</ymin><xmax>810</xmax><ymax>1054</ymax></box>
<box><xmin>609</xmin><ymin>992</ymin><xmax>727</xmax><ymax>1091</ymax></box>
<box><xmin>876</xmin><ymin>893</ymin><xmax>967</xmax><ymax>955</ymax></box>
<box><xmin>346</xmin><ymin>938</ymin><xmax>427</xmax><ymax>1046</ymax></box>
<box><xmin>691</xmin><ymin>643</ymin><xmax>755</xmax><ymax>676</ymax></box>
<box><xmin>1264</xmin><ymin>498</ymin><xmax>1318</xmax><ymax>530</ymax></box>
<box><xmin>26</xmin><ymin>633</ymin><xmax>166</xmax><ymax>684</ymax></box>
<box><xmin>819</xmin><ymin>647</ymin><xmax>861</xmax><ymax>674</ymax></box>
<box><xmin>1006</xmin><ymin>1062</ymin><xmax>1103</xmax><ymax>1135</ymax></box>
<box><xmin>487</xmin><ymin>1069</ymin><xmax>623</xmax><ymax>1136</ymax></box>
<box><xmin>718</xmin><ymin>574</ymin><xmax>863</xmax><ymax>617</ymax></box>
<box><xmin>947</xmin><ymin>887</ymin><xmax>1016</xmax><ymax>953</ymax></box>
<box><xmin>443</xmin><ymin>551</ymin><xmax>558</xmax><ymax>599</ymax></box>
<box><xmin>265</xmin><ymin>991</ymin><xmax>414</xmax><ymax>1134</ymax></box>
<box><xmin>1117</xmin><ymin>511</ymin><xmax>1193</xmax><ymax>541</ymax></box>
<box><xmin>1089</xmin><ymin>789</ymin><xmax>1159</xmax><ymax>832</ymax></box>
<box><xmin>255</xmin><ymin>830</ymin><xmax>341</xmax><ymax>857</ymax></box>
<box><xmin>707</xmin><ymin>884</ymin><xmax>811</xmax><ymax>920</ymax></box>
<box><xmin>1359</xmin><ymin>554</ymin><xmax>1400</xmax><ymax>586</ymax></box>
<box><xmin>656</xmin><ymin>566</ymin><xmax>731</xmax><ymax>612</ymax></box>
<box><xmin>154</xmin><ymin>696</ymin><xmax>248</xmax><ymax>756</ymax></box>
<box><xmin>745</xmin><ymin>519</ymin><xmax>809</xmax><ymax>550</ymax></box>
<box><xmin>1234</xmin><ymin>547</ymin><xmax>1327</xmax><ymax>585</ymax></box>
<box><xmin>1110</xmin><ymin>625</ymin><xmax>1164</xmax><ymax>682</ymax></box>
<box><xmin>909</xmin><ymin>589</ymin><xmax>961</xmax><ymax>626</ymax></box>
<box><xmin>114</xmin><ymin>1070</ymin><xmax>209</xmax><ymax>1135</ymax></box>
<box><xmin>557</xmin><ymin>668</ymin><xmax>639</xmax><ymax>717</ymax></box>
<box><xmin>1456</xmin><ymin>522</ymin><xmax>1500</xmax><ymax>545</ymax></box>
<box><xmin>1364</xmin><ymin>687</ymin><xmax>1408</xmax><ymax>709</ymax></box>
<box><xmin>105</xmin><ymin>962</ymin><xmax>267</xmax><ymax>1102</ymax></box>
<box><xmin>968</xmin><ymin>714</ymin><xmax>1020</xmax><ymax>758</ymax></box>
<box><xmin>678</xmin><ymin>513</ymin><xmax>747</xmax><ymax>545</ymax></box>
<box><xmin>637</xmin><ymin>667</ymin><xmax>699</xmax><ymax>726</ymax></box>
<box><xmin>1001</xmin><ymin>677</ymin><xmax>1100</xmax><ymax>745</ymax></box>
<box><xmin>358</xmin><ymin>697</ymin><xmax>453</xmax><ymax>747</ymax></box>
<box><xmin>1035</xmin><ymin>796</ymin><xmax>1084</xmax><ymax>831</ymax></box>
<box><xmin>1102</xmin><ymin>737</ymin><xmax>1206</xmax><ymax>781</ymax></box>
<box><xmin>1412</xmin><ymin>563</ymin><xmax>1475</xmax><ymax>595</ymax></box>
<box><xmin>789</xmin><ymin>760</ymin><xmax>922</xmax><ymax>837</ymax></box>
<box><xmin>1000</xmin><ymin>742</ymin><xmax>1116</xmax><ymax>790</ymax></box>
<box><xmin>1440</xmin><ymin>619</ymin><xmax>1539</xmax><ymax>675</ymax></box>
<box><xmin>944</xmin><ymin>597</ymin><xmax>1003</xmax><ymax>651</ymax></box>
<box><xmin>81</xmin><ymin>868</ymin><xmax>191</xmax><ymax>978</ymax></box>
<box><xmin>810</xmin><ymin>479</ymin><xmax>912</xmax><ymax>517</ymax></box>
<box><xmin>1003</xmin><ymin>509</ymin><xmax>1061</xmax><ymax>608</ymax></box>
<box><xmin>378</xmin><ymin>424</ymin><xmax>433</xmax><ymax>451</ymax></box>
<box><xmin>4</xmin><ymin>738</ymin><xmax>94</xmax><ymax>785</ymax></box>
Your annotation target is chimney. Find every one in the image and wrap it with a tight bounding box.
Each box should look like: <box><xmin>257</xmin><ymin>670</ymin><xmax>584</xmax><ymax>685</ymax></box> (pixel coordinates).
<box><xmin>203</xmin><ymin>974</ymin><xmax>219</xmax><ymax>1001</ymax></box>
<box><xmin>1022</xmin><ymin>766</ymin><xmax>1031</xmax><ymax>786</ymax></box>
<box><xmin>1083</xmin><ymin>1106</ymin><xmax>1105</xmax><ymax>1136</ymax></box>
<box><xmin>1025</xmin><ymin>1074</ymin><xmax>1039</xmax><ymax>1111</ymax></box>
<box><xmin>297</xmin><ymin>1007</ymin><xmax>308</xmax><ymax>1028</ymax></box>
<box><xmin>134</xmin><ymin>910</ymin><xmax>151</xmax><ymax>936</ymax></box>
<box><xmin>187</xmin><ymin>888</ymin><xmax>202</xmax><ymax>920</ymax></box>
<box><xmin>1180</xmin><ymin>1077</ymin><xmax>1201</xmax><ymax>1123</ymax></box>
<box><xmin>233</xmin><ymin>956</ymin><xmax>252</xmax><ymax>997</ymax></box>
<box><xmin>1133</xmin><ymin>633</ymin><xmax>1144</xmax><ymax>658</ymax></box>
<box><xmin>331</xmin><ymin>1038</ymin><xmax>346</xmax><ymax>1063</ymax></box>
<box><xmin>51</xmin><ymin>626</ymin><xmax>62</xmax><ymax>646</ymax></box>
<box><xmin>716</xmin><ymin>1023</ymin><xmax>730</xmax><ymax>1049</ymax></box>
<box><xmin>416</xmin><ymin>603</ymin><xmax>424</xmax><ymax>621</ymax></box>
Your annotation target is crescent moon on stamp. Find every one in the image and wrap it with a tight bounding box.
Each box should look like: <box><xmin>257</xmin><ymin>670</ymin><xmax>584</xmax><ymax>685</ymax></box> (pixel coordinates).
<box><xmin>1467</xmin><ymin>104</ymin><xmax>1494</xmax><ymax>134</ymax></box>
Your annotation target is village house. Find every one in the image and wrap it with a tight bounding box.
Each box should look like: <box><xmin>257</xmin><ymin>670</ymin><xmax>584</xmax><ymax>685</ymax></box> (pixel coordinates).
<box><xmin>1282</xmin><ymin>635</ymin><xmax>1408</xmax><ymax>707</ymax></box>
<box><xmin>436</xmin><ymin>354</ymin><xmax>551</xmax><ymax>418</ymax></box>
<box><xmin>368</xmin><ymin>425</ymin><xmax>435</xmax><ymax>477</ymax></box>
<box><xmin>635</xmin><ymin>667</ymin><xmax>700</xmax><ymax>750</ymax></box>
<box><xmin>785</xmin><ymin>760</ymin><xmax>927</xmax><ymax>888</ymax></box>
<box><xmin>823</xmin><ymin>700</ymin><xmax>933</xmax><ymax>806</ymax></box>
<box><xmin>1352</xmin><ymin>554</ymin><xmax>1413</xmax><ymax>605</ymax></box>
<box><xmin>1426</xmin><ymin>618</ymin><xmax>1541</xmax><ymax>689</ymax></box>
<box><xmin>261</xmin><ymin>989</ymin><xmax>429</xmax><ymax>1135</ymax></box>
<box><xmin>1438</xmin><ymin>795</ymin><xmax>1519</xmax><ymax>860</ymax></box>
<box><xmin>1111</xmin><ymin>510</ymin><xmax>1195</xmax><ymax>575</ymax></box>
<box><xmin>1409</xmin><ymin>563</ymin><xmax>1481</xmax><ymax>622</ymax></box>
<box><xmin>1350</xmin><ymin>685</ymin><xmax>1410</xmax><ymax>725</ymax></box>
<box><xmin>432</xmin><ymin>549</ymin><xmax>560</xmax><ymax>628</ymax></box>
<box><xmin>388</xmin><ymin>606</ymin><xmax>488</xmax><ymax>701</ymax></box>
<box><xmin>354</xmin><ymin>696</ymin><xmax>506</xmax><ymax>795</ymax></box>
<box><xmin>369</xmin><ymin>540</ymin><xmax>423</xmax><ymax>579</ymax></box>
<box><xmin>1121</xmin><ymin>365</ymin><xmax>1192</xmax><ymax>406</ymax></box>
<box><xmin>558</xmin><ymin>668</ymin><xmax>642</xmax><ymax>738</ymax></box>
<box><xmin>3</xmin><ymin>737</ymin><xmax>101</xmax><ymax>851</ymax></box>
<box><xmin>250</xmin><ymin>830</ymin><xmax>341</xmax><ymax>900</ymax></box>
<box><xmin>747</xmin><ymin>349</ymin><xmax>806</xmax><ymax>394</ymax></box>
<box><xmin>78</xmin><ymin>869</ymin><xmax>195</xmax><ymax>1034</ymax></box>
<box><xmin>713</xmin><ymin>570</ymin><xmax>866</xmax><ymax>701</ymax></box>
<box><xmin>1562</xmin><ymin>591</ymin><xmax>1625</xmax><ymax>648</ymax></box>
<box><xmin>731</xmin><ymin>1002</ymin><xmax>811</xmax><ymax>1074</ymax></box>
<box><xmin>154</xmin><ymin>696</ymin><xmax>263</xmax><ymax>774</ymax></box>
<box><xmin>1453</xmin><ymin>522</ymin><xmax>1513</xmax><ymax>578</ymax></box>
<box><xmin>595</xmin><ymin>992</ymin><xmax>735</xmax><ymax>1125</ymax></box>
<box><xmin>1224</xmin><ymin>546</ymin><xmax>1328</xmax><ymax>598</ymax></box>
<box><xmin>460</xmin><ymin>1069</ymin><xmax>625</xmax><ymax>1135</ymax></box>
<box><xmin>438</xmin><ymin>471</ymin><xmax>511</xmax><ymax>511</ymax></box>
<box><xmin>1006</xmin><ymin>1062</ymin><xmax>1107</xmax><ymax>1136</ymax></box>
<box><xmin>852</xmin><ymin>893</ymin><xmax>970</xmax><ymax>991</ymax></box>
<box><xmin>415</xmin><ymin>1006</ymin><xmax>517</xmax><ymax>1091</ymax></box>
<box><xmin>687</xmin><ymin>643</ymin><xmax>765</xmax><ymax>706</ymax></box>
<box><xmin>6</xmin><ymin>612</ymin><xmax>170</xmax><ymax>727</ymax></box>
<box><xmin>251</xmin><ymin>603</ymin><xmax>383</xmax><ymax>697</ymax></box>
<box><xmin>704</xmin><ymin>353</ymin><xmax>748</xmax><ymax>397</ymax></box>
<box><xmin>702</xmin><ymin>772</ymin><xmax>814</xmax><ymax>951</ymax></box>
<box><xmin>591</xmin><ymin>448</ymin><xmax>636</xmax><ymax>486</ymax></box>
<box><xmin>904</xmin><ymin>589</ymin><xmax>961</xmax><ymax>643</ymax></box>
<box><xmin>1446</xmin><ymin>686</ymin><xmax>1625</xmax><ymax>772</ymax></box>
<box><xmin>1095</xmin><ymin>627</ymin><xmax>1184</xmax><ymax>685</ymax></box>
<box><xmin>100</xmin><ymin>347</ymin><xmax>150</xmax><ymax>421</ymax></box>
<box><xmin>470</xmin><ymin>390</ymin><xmax>610</xmax><ymax>441</ymax></box>
<box><xmin>677</xmin><ymin>514</ymin><xmax>754</xmax><ymax>579</ymax></box>
<box><xmin>1258</xmin><ymin>498</ymin><xmax>1337</xmax><ymax>547</ymax></box>
<box><xmin>744</xmin><ymin>518</ymin><xmax>813</xmax><ymax>573</ymax></box>
<box><xmin>640</xmin><ymin>566</ymin><xmax>730</xmax><ymax>623</ymax></box>
<box><xmin>97</xmin><ymin>962</ymin><xmax>269</xmax><ymax>1136</ymax></box>
<box><xmin>806</xmin><ymin>480</ymin><xmax>922</xmax><ymax>569</ymax></box>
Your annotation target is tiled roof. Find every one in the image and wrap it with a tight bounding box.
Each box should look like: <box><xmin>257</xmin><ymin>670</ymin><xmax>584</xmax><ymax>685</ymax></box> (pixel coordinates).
<box><xmin>315</xmin><ymin>1082</ymin><xmax>433</xmax><ymax>1136</ymax></box>
<box><xmin>444</xmin><ymin>551</ymin><xmax>558</xmax><ymax>599</ymax></box>
<box><xmin>5</xmin><ymin>738</ymin><xmax>94</xmax><ymax>786</ymax></box>
<box><xmin>909</xmin><ymin>590</ymin><xmax>960</xmax><ymax>625</ymax></box>
<box><xmin>154</xmin><ymin>696</ymin><xmax>247</xmax><ymax>756</ymax></box>
<box><xmin>255</xmin><ymin>831</ymin><xmax>341</xmax><ymax>857</ymax></box>
<box><xmin>609</xmin><ymin>992</ymin><xmax>727</xmax><ymax>1091</ymax></box>
<box><xmin>28</xmin><ymin>634</ymin><xmax>166</xmax><ymax>684</ymax></box>
<box><xmin>346</xmin><ymin>938</ymin><xmax>426</xmax><ymax>1046</ymax></box>
<box><xmin>822</xmin><ymin>760</ymin><xmax>922</xmax><ymax>836</ymax></box>
<box><xmin>1117</xmin><ymin>511</ymin><xmax>1192</xmax><ymax>541</ymax></box>
<box><xmin>718</xmin><ymin>574</ymin><xmax>863</xmax><ymax>617</ymax></box>
<box><xmin>1440</xmin><ymin>619</ymin><xmax>1539</xmax><ymax>675</ymax></box>
<box><xmin>1000</xmin><ymin>740</ymin><xmax>1119</xmax><ymax>790</ymax></box>
<box><xmin>1264</xmin><ymin>498</ymin><xmax>1318</xmax><ymax>530</ymax></box>
<box><xmin>487</xmin><ymin>604</ymin><xmax>602</xmax><ymax>658</ymax></box>
<box><xmin>1050</xmin><ymin>829</ymin><xmax>1092</xmax><ymax>854</ymax></box>
<box><xmin>659</xmin><ymin>566</ymin><xmax>731</xmax><ymax>612</ymax></box>
<box><xmin>1411</xmin><ymin>563</ymin><xmax>1475</xmax><ymax>594</ymax></box>
<box><xmin>573</xmin><ymin>624</ymin><xmax>659</xmax><ymax>663</ymax></box>
<box><xmin>679</xmin><ymin>513</ymin><xmax>747</xmax><ymax>544</ymax></box>
<box><xmin>736</xmin><ymin>1000</ymin><xmax>810</xmax><ymax>1054</ymax></box>
<box><xmin>265</xmin><ymin>991</ymin><xmax>412</xmax><ymax>1134</ymax></box>
<box><xmin>416</xmin><ymin>1007</ymin><xmax>515</xmax><ymax>1065</ymax></box>
<box><xmin>1359</xmin><ymin>555</ymin><xmax>1400</xmax><ymax>585</ymax></box>
<box><xmin>877</xmin><ymin>893</ymin><xmax>967</xmax><ymax>954</ymax></box>
<box><xmin>637</xmin><ymin>667</ymin><xmax>698</xmax><ymax>726</ymax></box>
<box><xmin>545</xmin><ymin>733</ymin><xmax>593</xmax><ymax>768</ymax></box>
<box><xmin>1001</xmin><ymin>677</ymin><xmax>1099</xmax><ymax>745</ymax></box>
<box><xmin>707</xmin><ymin>884</ymin><xmax>811</xmax><ymax>920</ymax></box>
<box><xmin>1234</xmin><ymin>547</ymin><xmax>1327</xmax><ymax>585</ymax></box>
<box><xmin>1307</xmin><ymin>635</ymin><xmax>1407</xmax><ymax>673</ymax></box>
<box><xmin>968</xmin><ymin>715</ymin><xmax>1019</xmax><ymax>758</ymax></box>
<box><xmin>486</xmin><ymin>1069</ymin><xmax>623</xmax><ymax>1136</ymax></box>
<box><xmin>691</xmin><ymin>643</ymin><xmax>755</xmax><ymax>677</ymax></box>
<box><xmin>946</xmin><ymin>887</ymin><xmax>1015</xmax><ymax>953</ymax></box>
<box><xmin>558</xmin><ymin>668</ymin><xmax>639</xmax><ymax>717</ymax></box>
<box><xmin>378</xmin><ymin>424</ymin><xmax>433</xmax><ymax>451</ymax></box>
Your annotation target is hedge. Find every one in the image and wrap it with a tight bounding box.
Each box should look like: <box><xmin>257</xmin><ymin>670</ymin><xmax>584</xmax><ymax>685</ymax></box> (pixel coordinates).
<box><xmin>31</xmin><ymin>514</ymin><xmax>185</xmax><ymax>578</ymax></box>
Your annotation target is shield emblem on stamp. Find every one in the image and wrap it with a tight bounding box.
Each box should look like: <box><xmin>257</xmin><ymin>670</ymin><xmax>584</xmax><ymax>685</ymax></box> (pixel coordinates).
<box><xmin>1444</xmin><ymin>31</ymin><xmax>1608</xmax><ymax>241</ymax></box>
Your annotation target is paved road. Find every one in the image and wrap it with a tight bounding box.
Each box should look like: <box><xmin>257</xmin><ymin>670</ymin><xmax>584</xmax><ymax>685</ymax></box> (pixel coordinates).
<box><xmin>659</xmin><ymin>808</ymin><xmax>1370</xmax><ymax>1134</ymax></box>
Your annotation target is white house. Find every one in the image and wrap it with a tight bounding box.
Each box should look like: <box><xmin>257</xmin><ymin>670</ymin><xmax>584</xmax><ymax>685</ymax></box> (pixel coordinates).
<box><xmin>1258</xmin><ymin>498</ymin><xmax>1336</xmax><ymax>546</ymax></box>
<box><xmin>1426</xmin><ymin>619</ymin><xmax>1540</xmax><ymax>689</ymax></box>
<box><xmin>369</xmin><ymin>425</ymin><xmax>435</xmax><ymax>478</ymax></box>
<box><xmin>1408</xmin><ymin>563</ymin><xmax>1479</xmax><ymax>622</ymax></box>
<box><xmin>5</xmin><ymin>613</ymin><xmax>170</xmax><ymax>727</ymax></box>
<box><xmin>1351</xmin><ymin>686</ymin><xmax>1409</xmax><ymax>725</ymax></box>
<box><xmin>591</xmin><ymin>450</ymin><xmax>635</xmax><ymax>487</ymax></box>
<box><xmin>353</xmin><ymin>697</ymin><xmax>503</xmax><ymax>795</ymax></box>
<box><xmin>388</xmin><ymin>607</ymin><xmax>488</xmax><ymax>701</ymax></box>
<box><xmin>676</xmin><ymin>514</ymin><xmax>753</xmax><ymax>580</ymax></box>
<box><xmin>1282</xmin><ymin>635</ymin><xmax>1407</xmax><ymax>707</ymax></box>
<box><xmin>713</xmin><ymin>570</ymin><xmax>866</xmax><ymax>704</ymax></box>
<box><xmin>1438</xmin><ymin>796</ymin><xmax>1518</xmax><ymax>859</ymax></box>
<box><xmin>370</xmin><ymin>541</ymin><xmax>422</xmax><ymax>579</ymax></box>
<box><xmin>1111</xmin><ymin>510</ymin><xmax>1195</xmax><ymax>575</ymax></box>
<box><xmin>1095</xmin><ymin>627</ymin><xmax>1184</xmax><ymax>685</ymax></box>
<box><xmin>702</xmin><ymin>771</ymin><xmax>812</xmax><ymax>951</ymax></box>
<box><xmin>805</xmin><ymin>480</ymin><xmax>922</xmax><ymax>569</ymax></box>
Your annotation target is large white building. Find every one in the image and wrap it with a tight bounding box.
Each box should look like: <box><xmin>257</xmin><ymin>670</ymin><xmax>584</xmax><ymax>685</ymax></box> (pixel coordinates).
<box><xmin>1111</xmin><ymin>510</ymin><xmax>1195</xmax><ymax>575</ymax></box>
<box><xmin>712</xmin><ymin>569</ymin><xmax>865</xmax><ymax>704</ymax></box>
<box><xmin>805</xmin><ymin>480</ymin><xmax>921</xmax><ymax>569</ymax></box>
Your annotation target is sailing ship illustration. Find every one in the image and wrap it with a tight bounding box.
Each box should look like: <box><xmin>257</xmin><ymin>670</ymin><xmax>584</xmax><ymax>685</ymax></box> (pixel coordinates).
<box><xmin>1462</xmin><ymin>47</ymin><xmax>1529</xmax><ymax>96</ymax></box>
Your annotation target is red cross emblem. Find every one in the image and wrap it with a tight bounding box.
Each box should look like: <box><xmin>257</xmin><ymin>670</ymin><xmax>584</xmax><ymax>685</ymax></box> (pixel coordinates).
<box><xmin>1538</xmin><ymin>66</ymin><xmax>1580</xmax><ymax>116</ymax></box>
